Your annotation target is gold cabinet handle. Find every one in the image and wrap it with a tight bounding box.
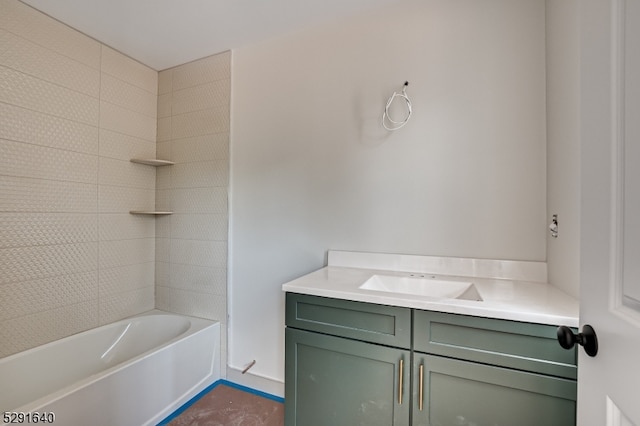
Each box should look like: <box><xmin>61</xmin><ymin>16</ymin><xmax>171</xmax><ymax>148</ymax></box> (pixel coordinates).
<box><xmin>419</xmin><ymin>363</ymin><xmax>424</xmax><ymax>411</ymax></box>
<box><xmin>398</xmin><ymin>359</ymin><xmax>404</xmax><ymax>404</ymax></box>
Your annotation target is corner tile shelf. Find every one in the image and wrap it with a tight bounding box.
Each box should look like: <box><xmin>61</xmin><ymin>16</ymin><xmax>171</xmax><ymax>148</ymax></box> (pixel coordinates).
<box><xmin>130</xmin><ymin>158</ymin><xmax>175</xmax><ymax>166</ymax></box>
<box><xmin>129</xmin><ymin>211</ymin><xmax>173</xmax><ymax>215</ymax></box>
<box><xmin>129</xmin><ymin>158</ymin><xmax>174</xmax><ymax>215</ymax></box>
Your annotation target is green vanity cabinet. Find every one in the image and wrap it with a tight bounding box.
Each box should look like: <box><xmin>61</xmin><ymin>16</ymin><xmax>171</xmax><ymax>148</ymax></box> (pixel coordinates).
<box><xmin>285</xmin><ymin>293</ymin><xmax>578</xmax><ymax>426</ymax></box>
<box><xmin>285</xmin><ymin>293</ymin><xmax>411</xmax><ymax>426</ymax></box>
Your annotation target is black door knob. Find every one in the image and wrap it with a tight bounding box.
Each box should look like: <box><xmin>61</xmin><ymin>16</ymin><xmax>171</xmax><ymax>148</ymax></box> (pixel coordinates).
<box><xmin>557</xmin><ymin>325</ymin><xmax>598</xmax><ymax>357</ymax></box>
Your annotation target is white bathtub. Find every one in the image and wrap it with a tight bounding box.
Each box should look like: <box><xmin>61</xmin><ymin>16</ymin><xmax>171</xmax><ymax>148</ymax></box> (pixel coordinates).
<box><xmin>0</xmin><ymin>310</ymin><xmax>220</xmax><ymax>426</ymax></box>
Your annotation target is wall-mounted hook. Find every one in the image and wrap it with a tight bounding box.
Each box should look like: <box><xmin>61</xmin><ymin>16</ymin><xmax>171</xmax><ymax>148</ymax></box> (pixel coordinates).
<box><xmin>549</xmin><ymin>214</ymin><xmax>558</xmax><ymax>238</ymax></box>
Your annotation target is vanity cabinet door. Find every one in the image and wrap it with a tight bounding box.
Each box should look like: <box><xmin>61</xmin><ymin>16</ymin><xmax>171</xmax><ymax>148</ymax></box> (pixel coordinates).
<box><xmin>285</xmin><ymin>327</ymin><xmax>410</xmax><ymax>426</ymax></box>
<box><xmin>412</xmin><ymin>354</ymin><xmax>577</xmax><ymax>426</ymax></box>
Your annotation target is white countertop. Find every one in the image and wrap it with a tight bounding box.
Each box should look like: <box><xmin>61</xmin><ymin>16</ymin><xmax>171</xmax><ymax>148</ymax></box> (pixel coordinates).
<box><xmin>282</xmin><ymin>250</ymin><xmax>579</xmax><ymax>327</ymax></box>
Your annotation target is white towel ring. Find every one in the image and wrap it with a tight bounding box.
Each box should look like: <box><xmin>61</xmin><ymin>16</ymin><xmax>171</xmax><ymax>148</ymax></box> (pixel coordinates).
<box><xmin>382</xmin><ymin>81</ymin><xmax>412</xmax><ymax>131</ymax></box>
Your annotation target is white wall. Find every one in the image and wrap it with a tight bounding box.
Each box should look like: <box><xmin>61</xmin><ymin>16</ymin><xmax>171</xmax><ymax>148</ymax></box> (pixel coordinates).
<box><xmin>545</xmin><ymin>0</ymin><xmax>580</xmax><ymax>299</ymax></box>
<box><xmin>229</xmin><ymin>0</ymin><xmax>547</xmax><ymax>389</ymax></box>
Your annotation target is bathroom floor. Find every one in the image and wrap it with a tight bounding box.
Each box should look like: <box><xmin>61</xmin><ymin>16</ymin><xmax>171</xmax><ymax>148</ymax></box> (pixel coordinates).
<box><xmin>165</xmin><ymin>382</ymin><xmax>284</xmax><ymax>426</ymax></box>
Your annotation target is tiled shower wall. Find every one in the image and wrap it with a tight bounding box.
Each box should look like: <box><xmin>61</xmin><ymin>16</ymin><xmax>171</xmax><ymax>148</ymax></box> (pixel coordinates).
<box><xmin>0</xmin><ymin>0</ymin><xmax>158</xmax><ymax>357</ymax></box>
<box><xmin>155</xmin><ymin>53</ymin><xmax>230</xmax><ymax>373</ymax></box>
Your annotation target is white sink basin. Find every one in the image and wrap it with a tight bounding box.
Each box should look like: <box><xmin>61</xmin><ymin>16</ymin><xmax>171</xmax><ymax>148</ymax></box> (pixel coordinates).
<box><xmin>359</xmin><ymin>274</ymin><xmax>483</xmax><ymax>301</ymax></box>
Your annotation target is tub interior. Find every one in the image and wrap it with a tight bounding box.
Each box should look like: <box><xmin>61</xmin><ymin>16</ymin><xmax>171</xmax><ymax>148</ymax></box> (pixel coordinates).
<box><xmin>99</xmin><ymin>315</ymin><xmax>190</xmax><ymax>366</ymax></box>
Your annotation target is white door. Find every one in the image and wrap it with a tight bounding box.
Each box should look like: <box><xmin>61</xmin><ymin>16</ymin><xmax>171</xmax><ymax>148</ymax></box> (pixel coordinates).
<box><xmin>579</xmin><ymin>0</ymin><xmax>640</xmax><ymax>424</ymax></box>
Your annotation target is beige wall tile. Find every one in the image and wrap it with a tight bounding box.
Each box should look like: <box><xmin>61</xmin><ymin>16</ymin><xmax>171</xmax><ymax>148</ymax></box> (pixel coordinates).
<box><xmin>100</xmin><ymin>101</ymin><xmax>157</xmax><ymax>141</ymax></box>
<box><xmin>156</xmin><ymin>286</ymin><xmax>226</xmax><ymax>320</ymax></box>
<box><xmin>154</xmin><ymin>214</ymin><xmax>171</xmax><ymax>239</ymax></box>
<box><xmin>168</xmin><ymin>187</ymin><xmax>228</xmax><ymax>214</ymax></box>
<box><xmin>99</xmin><ymin>238</ymin><xmax>155</xmax><ymax>269</ymax></box>
<box><xmin>0</xmin><ymin>103</ymin><xmax>99</xmax><ymax>155</ymax></box>
<box><xmin>157</xmin><ymin>93</ymin><xmax>172</xmax><ymax>118</ymax></box>
<box><xmin>171</xmin><ymin>214</ymin><xmax>228</xmax><ymax>241</ymax></box>
<box><xmin>155</xmin><ymin>260</ymin><xmax>170</xmax><ymax>286</ymax></box>
<box><xmin>154</xmin><ymin>52</ymin><xmax>231</xmax><ymax>328</ymax></box>
<box><xmin>0</xmin><ymin>29</ymin><xmax>100</xmax><ymax>97</ymax></box>
<box><xmin>99</xmin><ymin>129</ymin><xmax>155</xmax><ymax>161</ymax></box>
<box><xmin>0</xmin><ymin>301</ymin><xmax>99</xmax><ymax>358</ymax></box>
<box><xmin>101</xmin><ymin>46</ymin><xmax>157</xmax><ymax>95</ymax></box>
<box><xmin>156</xmin><ymin>116</ymin><xmax>172</xmax><ymax>142</ymax></box>
<box><xmin>171</xmin><ymin>79</ymin><xmax>230</xmax><ymax>115</ymax></box>
<box><xmin>0</xmin><ymin>0</ymin><xmax>101</xmax><ymax>69</ymax></box>
<box><xmin>98</xmin><ymin>186</ymin><xmax>155</xmax><ymax>213</ymax></box>
<box><xmin>99</xmin><ymin>286</ymin><xmax>155</xmax><ymax>325</ymax></box>
<box><xmin>155</xmin><ymin>239</ymin><xmax>171</xmax><ymax>263</ymax></box>
<box><xmin>101</xmin><ymin>73</ymin><xmax>158</xmax><ymax>118</ymax></box>
<box><xmin>0</xmin><ymin>0</ymin><xmax>161</xmax><ymax>355</ymax></box>
<box><xmin>98</xmin><ymin>157</ymin><xmax>155</xmax><ymax>189</ymax></box>
<box><xmin>0</xmin><ymin>139</ymin><xmax>97</xmax><ymax>184</ymax></box>
<box><xmin>156</xmin><ymin>165</ymin><xmax>172</xmax><ymax>191</ymax></box>
<box><xmin>171</xmin><ymin>106</ymin><xmax>229</xmax><ymax>139</ymax></box>
<box><xmin>0</xmin><ymin>175</ymin><xmax>97</xmax><ymax>213</ymax></box>
<box><xmin>0</xmin><ymin>271</ymin><xmax>98</xmax><ymax>321</ymax></box>
<box><xmin>98</xmin><ymin>214</ymin><xmax>156</xmax><ymax>241</ymax></box>
<box><xmin>168</xmin><ymin>263</ymin><xmax>226</xmax><ymax>295</ymax></box>
<box><xmin>156</xmin><ymin>140</ymin><xmax>171</xmax><ymax>161</ymax></box>
<box><xmin>172</xmin><ymin>51</ymin><xmax>231</xmax><ymax>90</ymax></box>
<box><xmin>171</xmin><ymin>160</ymin><xmax>229</xmax><ymax>188</ymax></box>
<box><xmin>155</xmin><ymin>188</ymin><xmax>172</xmax><ymax>212</ymax></box>
<box><xmin>98</xmin><ymin>262</ymin><xmax>155</xmax><ymax>298</ymax></box>
<box><xmin>170</xmin><ymin>239</ymin><xmax>227</xmax><ymax>268</ymax></box>
<box><xmin>158</xmin><ymin>69</ymin><xmax>173</xmax><ymax>95</ymax></box>
<box><xmin>0</xmin><ymin>242</ymin><xmax>98</xmax><ymax>285</ymax></box>
<box><xmin>171</xmin><ymin>134</ymin><xmax>229</xmax><ymax>163</ymax></box>
<box><xmin>0</xmin><ymin>3</ymin><xmax>231</xmax><ymax>356</ymax></box>
<box><xmin>0</xmin><ymin>65</ymin><xmax>99</xmax><ymax>125</ymax></box>
<box><xmin>0</xmin><ymin>213</ymin><xmax>97</xmax><ymax>249</ymax></box>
